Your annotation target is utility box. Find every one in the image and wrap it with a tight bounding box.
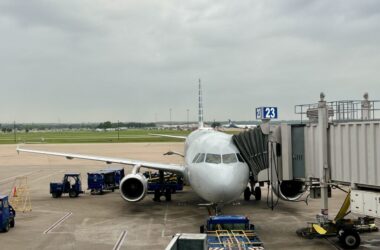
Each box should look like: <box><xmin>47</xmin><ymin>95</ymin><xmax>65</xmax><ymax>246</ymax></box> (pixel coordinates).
<box><xmin>363</xmin><ymin>192</ymin><xmax>380</xmax><ymax>217</ymax></box>
<box><xmin>351</xmin><ymin>190</ymin><xmax>380</xmax><ymax>218</ymax></box>
<box><xmin>178</xmin><ymin>234</ymin><xmax>207</xmax><ymax>250</ymax></box>
<box><xmin>165</xmin><ymin>233</ymin><xmax>207</xmax><ymax>250</ymax></box>
<box><xmin>351</xmin><ymin>191</ymin><xmax>364</xmax><ymax>214</ymax></box>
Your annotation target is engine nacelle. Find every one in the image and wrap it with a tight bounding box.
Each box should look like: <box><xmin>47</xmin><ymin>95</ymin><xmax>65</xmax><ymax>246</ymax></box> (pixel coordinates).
<box><xmin>273</xmin><ymin>180</ymin><xmax>305</xmax><ymax>201</ymax></box>
<box><xmin>120</xmin><ymin>173</ymin><xmax>148</xmax><ymax>202</ymax></box>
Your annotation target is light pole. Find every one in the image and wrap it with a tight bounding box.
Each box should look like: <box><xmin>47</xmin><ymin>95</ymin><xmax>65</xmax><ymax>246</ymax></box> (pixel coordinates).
<box><xmin>169</xmin><ymin>108</ymin><xmax>172</xmax><ymax>127</ymax></box>
<box><xmin>117</xmin><ymin>120</ymin><xmax>120</xmax><ymax>141</ymax></box>
<box><xmin>14</xmin><ymin>121</ymin><xmax>16</xmax><ymax>143</ymax></box>
<box><xmin>186</xmin><ymin>109</ymin><xmax>189</xmax><ymax>129</ymax></box>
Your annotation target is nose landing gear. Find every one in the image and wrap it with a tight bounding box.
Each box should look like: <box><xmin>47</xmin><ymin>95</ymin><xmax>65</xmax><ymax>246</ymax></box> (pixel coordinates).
<box><xmin>244</xmin><ymin>181</ymin><xmax>262</xmax><ymax>201</ymax></box>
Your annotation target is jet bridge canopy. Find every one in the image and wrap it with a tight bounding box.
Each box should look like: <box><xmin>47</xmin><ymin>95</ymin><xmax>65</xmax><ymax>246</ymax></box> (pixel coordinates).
<box><xmin>232</xmin><ymin>127</ymin><xmax>268</xmax><ymax>176</ymax></box>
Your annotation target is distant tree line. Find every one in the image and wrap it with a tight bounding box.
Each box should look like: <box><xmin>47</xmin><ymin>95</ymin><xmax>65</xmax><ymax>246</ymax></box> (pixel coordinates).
<box><xmin>97</xmin><ymin>121</ymin><xmax>156</xmax><ymax>129</ymax></box>
<box><xmin>0</xmin><ymin>122</ymin><xmax>157</xmax><ymax>132</ymax></box>
<box><xmin>0</xmin><ymin>123</ymin><xmax>100</xmax><ymax>131</ymax></box>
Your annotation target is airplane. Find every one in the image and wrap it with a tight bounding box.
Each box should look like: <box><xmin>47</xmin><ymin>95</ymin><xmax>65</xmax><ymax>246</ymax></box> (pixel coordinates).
<box><xmin>17</xmin><ymin>80</ymin><xmax>303</xmax><ymax>208</ymax></box>
<box><xmin>222</xmin><ymin>119</ymin><xmax>257</xmax><ymax>129</ymax></box>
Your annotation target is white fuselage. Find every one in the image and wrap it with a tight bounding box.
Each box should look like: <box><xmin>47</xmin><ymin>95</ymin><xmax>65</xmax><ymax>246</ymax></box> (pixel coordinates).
<box><xmin>182</xmin><ymin>128</ymin><xmax>249</xmax><ymax>204</ymax></box>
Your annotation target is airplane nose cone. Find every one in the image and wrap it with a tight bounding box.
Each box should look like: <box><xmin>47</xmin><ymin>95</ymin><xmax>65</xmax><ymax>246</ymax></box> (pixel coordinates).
<box><xmin>217</xmin><ymin>165</ymin><xmax>249</xmax><ymax>202</ymax></box>
<box><xmin>190</xmin><ymin>163</ymin><xmax>249</xmax><ymax>203</ymax></box>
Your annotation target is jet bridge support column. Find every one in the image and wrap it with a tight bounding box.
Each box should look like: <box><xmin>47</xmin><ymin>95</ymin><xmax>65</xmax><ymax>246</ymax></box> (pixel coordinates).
<box><xmin>318</xmin><ymin>93</ymin><xmax>330</xmax><ymax>218</ymax></box>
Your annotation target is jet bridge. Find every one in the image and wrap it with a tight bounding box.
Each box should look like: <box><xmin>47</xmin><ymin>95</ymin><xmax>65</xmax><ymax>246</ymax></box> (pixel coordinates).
<box><xmin>232</xmin><ymin>122</ymin><xmax>306</xmax><ymax>202</ymax></box>
<box><xmin>294</xmin><ymin>94</ymin><xmax>380</xmax><ymax>189</ymax></box>
<box><xmin>295</xmin><ymin>93</ymin><xmax>380</xmax><ymax>219</ymax></box>
<box><xmin>233</xmin><ymin>93</ymin><xmax>380</xmax><ymax>217</ymax></box>
<box><xmin>232</xmin><ymin>128</ymin><xmax>268</xmax><ymax>177</ymax></box>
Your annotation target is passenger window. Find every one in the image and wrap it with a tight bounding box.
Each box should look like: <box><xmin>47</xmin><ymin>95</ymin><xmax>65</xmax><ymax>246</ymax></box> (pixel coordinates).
<box><xmin>196</xmin><ymin>153</ymin><xmax>205</xmax><ymax>163</ymax></box>
<box><xmin>222</xmin><ymin>154</ymin><xmax>237</xmax><ymax>164</ymax></box>
<box><xmin>192</xmin><ymin>153</ymin><xmax>200</xmax><ymax>163</ymax></box>
<box><xmin>237</xmin><ymin>153</ymin><xmax>245</xmax><ymax>163</ymax></box>
<box><xmin>205</xmin><ymin>154</ymin><xmax>221</xmax><ymax>164</ymax></box>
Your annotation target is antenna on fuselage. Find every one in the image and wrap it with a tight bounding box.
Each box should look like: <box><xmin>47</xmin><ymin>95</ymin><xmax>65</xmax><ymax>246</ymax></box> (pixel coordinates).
<box><xmin>198</xmin><ymin>79</ymin><xmax>204</xmax><ymax>128</ymax></box>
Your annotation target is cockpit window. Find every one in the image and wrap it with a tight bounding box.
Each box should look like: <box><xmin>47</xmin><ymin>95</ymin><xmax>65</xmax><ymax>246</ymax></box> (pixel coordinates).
<box><xmin>222</xmin><ymin>154</ymin><xmax>237</xmax><ymax>164</ymax></box>
<box><xmin>192</xmin><ymin>153</ymin><xmax>200</xmax><ymax>163</ymax></box>
<box><xmin>205</xmin><ymin>154</ymin><xmax>221</xmax><ymax>164</ymax></box>
<box><xmin>196</xmin><ymin>153</ymin><xmax>205</xmax><ymax>163</ymax></box>
<box><xmin>236</xmin><ymin>153</ymin><xmax>245</xmax><ymax>163</ymax></box>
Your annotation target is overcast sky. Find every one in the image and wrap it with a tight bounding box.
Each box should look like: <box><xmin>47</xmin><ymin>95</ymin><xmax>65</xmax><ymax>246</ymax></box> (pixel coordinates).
<box><xmin>1</xmin><ymin>0</ymin><xmax>379</xmax><ymax>123</ymax></box>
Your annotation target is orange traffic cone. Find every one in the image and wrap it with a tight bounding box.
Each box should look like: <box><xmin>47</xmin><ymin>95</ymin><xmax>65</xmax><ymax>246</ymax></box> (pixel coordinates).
<box><xmin>13</xmin><ymin>186</ymin><xmax>17</xmax><ymax>197</ymax></box>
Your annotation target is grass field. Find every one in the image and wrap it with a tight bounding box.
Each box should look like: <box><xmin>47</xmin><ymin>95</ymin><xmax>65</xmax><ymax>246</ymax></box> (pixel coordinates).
<box><xmin>0</xmin><ymin>129</ymin><xmax>191</xmax><ymax>144</ymax></box>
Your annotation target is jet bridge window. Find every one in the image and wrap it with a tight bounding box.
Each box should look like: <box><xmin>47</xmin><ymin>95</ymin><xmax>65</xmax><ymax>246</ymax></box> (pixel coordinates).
<box><xmin>222</xmin><ymin>154</ymin><xmax>237</xmax><ymax>164</ymax></box>
<box><xmin>205</xmin><ymin>154</ymin><xmax>221</xmax><ymax>164</ymax></box>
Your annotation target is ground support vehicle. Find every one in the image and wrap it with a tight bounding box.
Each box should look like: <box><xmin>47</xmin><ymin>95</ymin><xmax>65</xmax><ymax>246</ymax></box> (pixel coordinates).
<box><xmin>50</xmin><ymin>173</ymin><xmax>84</xmax><ymax>198</ymax></box>
<box><xmin>88</xmin><ymin>168</ymin><xmax>124</xmax><ymax>194</ymax></box>
<box><xmin>0</xmin><ymin>195</ymin><xmax>16</xmax><ymax>232</ymax></box>
<box><xmin>201</xmin><ymin>215</ymin><xmax>264</xmax><ymax>250</ymax></box>
<box><xmin>108</xmin><ymin>167</ymin><xmax>124</xmax><ymax>186</ymax></box>
<box><xmin>143</xmin><ymin>171</ymin><xmax>183</xmax><ymax>202</ymax></box>
<box><xmin>297</xmin><ymin>191</ymin><xmax>378</xmax><ymax>249</ymax></box>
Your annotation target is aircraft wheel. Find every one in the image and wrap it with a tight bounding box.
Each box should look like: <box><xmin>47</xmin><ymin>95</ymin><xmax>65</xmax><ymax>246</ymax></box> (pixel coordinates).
<box><xmin>339</xmin><ymin>230</ymin><xmax>360</xmax><ymax>249</ymax></box>
<box><xmin>10</xmin><ymin>218</ymin><xmax>15</xmax><ymax>228</ymax></box>
<box><xmin>3</xmin><ymin>220</ymin><xmax>10</xmax><ymax>232</ymax></box>
<box><xmin>69</xmin><ymin>190</ymin><xmax>77</xmax><ymax>198</ymax></box>
<box><xmin>52</xmin><ymin>192</ymin><xmax>58</xmax><ymax>198</ymax></box>
<box><xmin>254</xmin><ymin>186</ymin><xmax>262</xmax><ymax>201</ymax></box>
<box><xmin>244</xmin><ymin>187</ymin><xmax>251</xmax><ymax>201</ymax></box>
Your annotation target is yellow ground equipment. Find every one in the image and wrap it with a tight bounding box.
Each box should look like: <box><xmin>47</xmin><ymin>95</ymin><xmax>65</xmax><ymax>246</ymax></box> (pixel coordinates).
<box><xmin>9</xmin><ymin>176</ymin><xmax>32</xmax><ymax>212</ymax></box>
<box><xmin>297</xmin><ymin>190</ymin><xmax>378</xmax><ymax>249</ymax></box>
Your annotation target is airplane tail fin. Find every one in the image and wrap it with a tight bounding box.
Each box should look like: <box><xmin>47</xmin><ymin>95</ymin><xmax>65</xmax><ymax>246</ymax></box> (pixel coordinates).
<box><xmin>198</xmin><ymin>79</ymin><xmax>204</xmax><ymax>128</ymax></box>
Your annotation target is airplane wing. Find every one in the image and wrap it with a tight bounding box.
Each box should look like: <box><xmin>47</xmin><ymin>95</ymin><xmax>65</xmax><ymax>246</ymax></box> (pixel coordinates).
<box><xmin>149</xmin><ymin>134</ymin><xmax>187</xmax><ymax>140</ymax></box>
<box><xmin>16</xmin><ymin>146</ymin><xmax>185</xmax><ymax>175</ymax></box>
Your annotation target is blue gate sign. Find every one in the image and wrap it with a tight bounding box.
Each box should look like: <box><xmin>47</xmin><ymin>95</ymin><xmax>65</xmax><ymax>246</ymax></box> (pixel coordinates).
<box><xmin>256</xmin><ymin>107</ymin><xmax>263</xmax><ymax>119</ymax></box>
<box><xmin>256</xmin><ymin>107</ymin><xmax>278</xmax><ymax>119</ymax></box>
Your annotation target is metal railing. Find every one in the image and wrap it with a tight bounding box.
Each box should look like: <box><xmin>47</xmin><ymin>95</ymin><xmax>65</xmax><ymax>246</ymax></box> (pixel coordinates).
<box><xmin>295</xmin><ymin>99</ymin><xmax>380</xmax><ymax>123</ymax></box>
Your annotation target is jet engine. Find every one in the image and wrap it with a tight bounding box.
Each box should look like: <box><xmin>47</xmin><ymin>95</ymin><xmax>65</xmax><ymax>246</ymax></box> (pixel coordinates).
<box><xmin>120</xmin><ymin>173</ymin><xmax>148</xmax><ymax>202</ymax></box>
<box><xmin>273</xmin><ymin>180</ymin><xmax>305</xmax><ymax>201</ymax></box>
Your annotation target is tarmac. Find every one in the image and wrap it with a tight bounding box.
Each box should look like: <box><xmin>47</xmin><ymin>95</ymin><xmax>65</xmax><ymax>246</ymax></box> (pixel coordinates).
<box><xmin>0</xmin><ymin>143</ymin><xmax>379</xmax><ymax>250</ymax></box>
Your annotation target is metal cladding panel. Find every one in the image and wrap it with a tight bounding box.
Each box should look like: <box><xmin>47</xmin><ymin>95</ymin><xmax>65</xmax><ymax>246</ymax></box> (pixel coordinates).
<box><xmin>305</xmin><ymin>121</ymin><xmax>380</xmax><ymax>187</ymax></box>
<box><xmin>331</xmin><ymin>122</ymin><xmax>380</xmax><ymax>186</ymax></box>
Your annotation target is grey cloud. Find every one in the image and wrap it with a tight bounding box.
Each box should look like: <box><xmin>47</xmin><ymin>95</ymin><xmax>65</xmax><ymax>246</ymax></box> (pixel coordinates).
<box><xmin>0</xmin><ymin>0</ymin><xmax>379</xmax><ymax>123</ymax></box>
<box><xmin>0</xmin><ymin>0</ymin><xmax>99</xmax><ymax>34</ymax></box>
